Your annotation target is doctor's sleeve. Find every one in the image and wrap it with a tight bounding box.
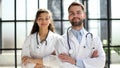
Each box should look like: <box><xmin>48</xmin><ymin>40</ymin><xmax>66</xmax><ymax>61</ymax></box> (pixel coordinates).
<box><xmin>82</xmin><ymin>37</ymin><xmax>106</xmax><ymax>68</ymax></box>
<box><xmin>54</xmin><ymin>36</ymin><xmax>69</xmax><ymax>55</ymax></box>
<box><xmin>21</xmin><ymin>36</ymin><xmax>31</xmax><ymax>57</ymax></box>
<box><xmin>43</xmin><ymin>36</ymin><xmax>69</xmax><ymax>67</ymax></box>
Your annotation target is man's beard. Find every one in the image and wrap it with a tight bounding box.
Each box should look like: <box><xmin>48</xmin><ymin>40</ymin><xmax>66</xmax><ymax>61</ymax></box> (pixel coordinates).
<box><xmin>70</xmin><ymin>18</ymin><xmax>83</xmax><ymax>26</ymax></box>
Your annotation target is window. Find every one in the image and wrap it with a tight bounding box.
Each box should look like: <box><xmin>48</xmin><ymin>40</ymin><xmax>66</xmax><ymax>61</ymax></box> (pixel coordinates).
<box><xmin>0</xmin><ymin>0</ymin><xmax>120</xmax><ymax>68</ymax></box>
<box><xmin>88</xmin><ymin>0</ymin><xmax>120</xmax><ymax>68</ymax></box>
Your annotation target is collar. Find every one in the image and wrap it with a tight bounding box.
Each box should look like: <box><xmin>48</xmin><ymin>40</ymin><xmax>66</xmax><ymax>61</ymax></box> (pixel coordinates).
<box><xmin>71</xmin><ymin>28</ymin><xmax>84</xmax><ymax>36</ymax></box>
<box><xmin>37</xmin><ymin>30</ymin><xmax>51</xmax><ymax>44</ymax></box>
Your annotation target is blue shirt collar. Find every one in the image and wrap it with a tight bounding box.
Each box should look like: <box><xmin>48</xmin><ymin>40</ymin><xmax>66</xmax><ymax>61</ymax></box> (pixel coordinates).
<box><xmin>71</xmin><ymin>28</ymin><xmax>84</xmax><ymax>36</ymax></box>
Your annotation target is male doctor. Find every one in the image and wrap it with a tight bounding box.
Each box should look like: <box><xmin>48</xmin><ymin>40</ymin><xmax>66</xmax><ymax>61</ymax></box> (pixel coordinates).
<box><xmin>58</xmin><ymin>2</ymin><xmax>106</xmax><ymax>68</ymax></box>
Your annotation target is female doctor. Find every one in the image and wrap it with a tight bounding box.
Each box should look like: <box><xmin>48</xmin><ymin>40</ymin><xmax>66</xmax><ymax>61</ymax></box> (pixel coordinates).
<box><xmin>57</xmin><ymin>2</ymin><xmax>106</xmax><ymax>68</ymax></box>
<box><xmin>21</xmin><ymin>9</ymin><xmax>66</xmax><ymax>68</ymax></box>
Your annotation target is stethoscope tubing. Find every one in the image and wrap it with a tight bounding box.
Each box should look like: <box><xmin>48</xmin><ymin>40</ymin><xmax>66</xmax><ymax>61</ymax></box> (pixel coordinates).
<box><xmin>36</xmin><ymin>31</ymin><xmax>49</xmax><ymax>46</ymax></box>
<box><xmin>67</xmin><ymin>27</ymin><xmax>93</xmax><ymax>50</ymax></box>
<box><xmin>67</xmin><ymin>27</ymin><xmax>71</xmax><ymax>50</ymax></box>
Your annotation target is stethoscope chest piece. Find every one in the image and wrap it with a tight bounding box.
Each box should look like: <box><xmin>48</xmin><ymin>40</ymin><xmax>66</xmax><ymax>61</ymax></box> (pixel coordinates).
<box><xmin>67</xmin><ymin>27</ymin><xmax>94</xmax><ymax>55</ymax></box>
<box><xmin>37</xmin><ymin>41</ymin><xmax>47</xmax><ymax>48</ymax></box>
<box><xmin>37</xmin><ymin>46</ymin><xmax>41</xmax><ymax>48</ymax></box>
<box><xmin>69</xmin><ymin>49</ymin><xmax>73</xmax><ymax>54</ymax></box>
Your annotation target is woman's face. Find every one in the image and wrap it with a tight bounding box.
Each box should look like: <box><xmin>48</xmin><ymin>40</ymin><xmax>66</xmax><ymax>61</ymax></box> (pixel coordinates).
<box><xmin>36</xmin><ymin>13</ymin><xmax>51</xmax><ymax>29</ymax></box>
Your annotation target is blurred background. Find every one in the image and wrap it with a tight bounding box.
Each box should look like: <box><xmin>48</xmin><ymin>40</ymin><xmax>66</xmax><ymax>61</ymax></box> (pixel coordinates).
<box><xmin>0</xmin><ymin>0</ymin><xmax>120</xmax><ymax>68</ymax></box>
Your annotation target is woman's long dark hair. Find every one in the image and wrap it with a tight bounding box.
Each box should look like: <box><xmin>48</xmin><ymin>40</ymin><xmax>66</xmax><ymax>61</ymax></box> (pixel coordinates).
<box><xmin>30</xmin><ymin>9</ymin><xmax>55</xmax><ymax>34</ymax></box>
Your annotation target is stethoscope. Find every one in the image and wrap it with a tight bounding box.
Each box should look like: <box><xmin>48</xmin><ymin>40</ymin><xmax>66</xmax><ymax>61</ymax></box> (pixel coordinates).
<box><xmin>36</xmin><ymin>31</ymin><xmax>49</xmax><ymax>48</ymax></box>
<box><xmin>67</xmin><ymin>27</ymin><xmax>94</xmax><ymax>54</ymax></box>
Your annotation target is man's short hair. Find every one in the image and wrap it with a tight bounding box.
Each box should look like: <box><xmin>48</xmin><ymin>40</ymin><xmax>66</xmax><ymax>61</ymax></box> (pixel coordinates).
<box><xmin>68</xmin><ymin>2</ymin><xmax>85</xmax><ymax>12</ymax></box>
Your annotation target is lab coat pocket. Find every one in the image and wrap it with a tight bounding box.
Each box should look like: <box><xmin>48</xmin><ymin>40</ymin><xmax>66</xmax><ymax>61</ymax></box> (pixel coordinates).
<box><xmin>78</xmin><ymin>45</ymin><xmax>92</xmax><ymax>58</ymax></box>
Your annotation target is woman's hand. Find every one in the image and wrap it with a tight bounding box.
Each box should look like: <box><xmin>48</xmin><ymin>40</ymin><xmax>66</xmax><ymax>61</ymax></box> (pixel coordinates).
<box><xmin>22</xmin><ymin>56</ymin><xmax>43</xmax><ymax>65</ymax></box>
<box><xmin>22</xmin><ymin>56</ymin><xmax>31</xmax><ymax>65</ymax></box>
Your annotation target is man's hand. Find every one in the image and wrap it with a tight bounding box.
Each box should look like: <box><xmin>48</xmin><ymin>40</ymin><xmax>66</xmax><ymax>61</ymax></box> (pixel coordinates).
<box><xmin>91</xmin><ymin>50</ymin><xmax>99</xmax><ymax>58</ymax></box>
<box><xmin>58</xmin><ymin>53</ymin><xmax>76</xmax><ymax>65</ymax></box>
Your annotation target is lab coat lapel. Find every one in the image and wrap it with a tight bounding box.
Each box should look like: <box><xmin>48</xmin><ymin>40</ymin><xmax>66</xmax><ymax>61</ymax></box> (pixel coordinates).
<box><xmin>76</xmin><ymin>30</ymin><xmax>89</xmax><ymax>58</ymax></box>
<box><xmin>46</xmin><ymin>31</ymin><xmax>54</xmax><ymax>46</ymax></box>
<box><xmin>69</xmin><ymin>32</ymin><xmax>79</xmax><ymax>48</ymax></box>
<box><xmin>69</xmin><ymin>31</ymin><xmax>79</xmax><ymax>46</ymax></box>
<box><xmin>67</xmin><ymin>31</ymin><xmax>79</xmax><ymax>58</ymax></box>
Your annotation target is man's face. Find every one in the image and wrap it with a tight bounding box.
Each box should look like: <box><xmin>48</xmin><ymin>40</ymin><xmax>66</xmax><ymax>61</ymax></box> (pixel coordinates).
<box><xmin>68</xmin><ymin>5</ymin><xmax>86</xmax><ymax>26</ymax></box>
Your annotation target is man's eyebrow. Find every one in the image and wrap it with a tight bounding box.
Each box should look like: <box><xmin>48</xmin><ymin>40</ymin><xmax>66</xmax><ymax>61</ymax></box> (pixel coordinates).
<box><xmin>69</xmin><ymin>10</ymin><xmax>81</xmax><ymax>12</ymax></box>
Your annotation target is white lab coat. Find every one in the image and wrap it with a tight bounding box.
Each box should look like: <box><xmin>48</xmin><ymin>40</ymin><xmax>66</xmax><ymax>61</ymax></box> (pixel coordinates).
<box><xmin>59</xmin><ymin>28</ymin><xmax>106</xmax><ymax>68</ymax></box>
<box><xmin>21</xmin><ymin>31</ymin><xmax>67</xmax><ymax>68</ymax></box>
